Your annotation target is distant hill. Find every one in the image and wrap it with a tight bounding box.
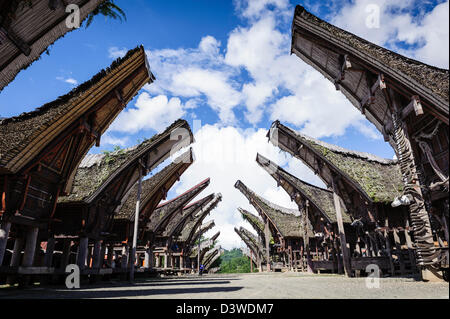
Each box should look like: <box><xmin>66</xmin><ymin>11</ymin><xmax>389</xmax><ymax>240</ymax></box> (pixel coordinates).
<box><xmin>212</xmin><ymin>248</ymin><xmax>258</xmax><ymax>273</ymax></box>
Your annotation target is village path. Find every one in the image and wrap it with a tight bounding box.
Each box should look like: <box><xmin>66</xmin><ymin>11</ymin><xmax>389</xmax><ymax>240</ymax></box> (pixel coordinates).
<box><xmin>0</xmin><ymin>272</ymin><xmax>448</xmax><ymax>299</ymax></box>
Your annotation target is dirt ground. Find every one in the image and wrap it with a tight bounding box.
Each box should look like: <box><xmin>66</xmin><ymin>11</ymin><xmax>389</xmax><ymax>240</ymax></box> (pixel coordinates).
<box><xmin>0</xmin><ymin>272</ymin><xmax>448</xmax><ymax>299</ymax></box>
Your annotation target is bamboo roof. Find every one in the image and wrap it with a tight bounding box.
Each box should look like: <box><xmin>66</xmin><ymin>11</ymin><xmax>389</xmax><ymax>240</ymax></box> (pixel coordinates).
<box><xmin>115</xmin><ymin>148</ymin><xmax>194</xmax><ymax>221</ymax></box>
<box><xmin>235</xmin><ymin>180</ymin><xmax>312</xmax><ymax>239</ymax></box>
<box><xmin>269</xmin><ymin>121</ymin><xmax>404</xmax><ymax>203</ymax></box>
<box><xmin>291</xmin><ymin>5</ymin><xmax>448</xmax><ymax>131</ymax></box>
<box><xmin>256</xmin><ymin>153</ymin><xmax>351</xmax><ymax>224</ymax></box>
<box><xmin>146</xmin><ymin>178</ymin><xmax>210</xmax><ymax>234</ymax></box>
<box><xmin>0</xmin><ymin>46</ymin><xmax>154</xmax><ymax>179</ymax></box>
<box><xmin>0</xmin><ymin>0</ymin><xmax>107</xmax><ymax>92</ymax></box>
<box><xmin>58</xmin><ymin>119</ymin><xmax>191</xmax><ymax>204</ymax></box>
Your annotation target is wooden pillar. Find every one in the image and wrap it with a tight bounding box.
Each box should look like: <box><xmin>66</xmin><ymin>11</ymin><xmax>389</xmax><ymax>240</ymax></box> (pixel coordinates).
<box><xmin>60</xmin><ymin>239</ymin><xmax>71</xmax><ymax>269</ymax></box>
<box><xmin>0</xmin><ymin>221</ymin><xmax>11</xmax><ymax>266</ymax></box>
<box><xmin>10</xmin><ymin>237</ymin><xmax>24</xmax><ymax>266</ymax></box>
<box><xmin>43</xmin><ymin>237</ymin><xmax>55</xmax><ymax>268</ymax></box>
<box><xmin>92</xmin><ymin>240</ymin><xmax>102</xmax><ymax>269</ymax></box>
<box><xmin>393</xmin><ymin>229</ymin><xmax>405</xmax><ymax>276</ymax></box>
<box><xmin>77</xmin><ymin>237</ymin><xmax>89</xmax><ymax>270</ymax></box>
<box><xmin>155</xmin><ymin>254</ymin><xmax>160</xmax><ymax>268</ymax></box>
<box><xmin>164</xmin><ymin>253</ymin><xmax>168</xmax><ymax>269</ymax></box>
<box><xmin>331</xmin><ymin>180</ymin><xmax>352</xmax><ymax>277</ymax></box>
<box><xmin>288</xmin><ymin>240</ymin><xmax>293</xmax><ymax>270</ymax></box>
<box><xmin>121</xmin><ymin>245</ymin><xmax>129</xmax><ymax>269</ymax></box>
<box><xmin>384</xmin><ymin>229</ymin><xmax>395</xmax><ymax>276</ymax></box>
<box><xmin>22</xmin><ymin>227</ymin><xmax>38</xmax><ymax>267</ymax></box>
<box><xmin>144</xmin><ymin>247</ymin><xmax>150</xmax><ymax>269</ymax></box>
<box><xmin>106</xmin><ymin>243</ymin><xmax>114</xmax><ymax>268</ymax></box>
<box><xmin>264</xmin><ymin>218</ymin><xmax>271</xmax><ymax>272</ymax></box>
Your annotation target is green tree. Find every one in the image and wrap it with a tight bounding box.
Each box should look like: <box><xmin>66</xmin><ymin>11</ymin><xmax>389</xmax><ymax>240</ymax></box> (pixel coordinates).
<box><xmin>85</xmin><ymin>0</ymin><xmax>127</xmax><ymax>28</ymax></box>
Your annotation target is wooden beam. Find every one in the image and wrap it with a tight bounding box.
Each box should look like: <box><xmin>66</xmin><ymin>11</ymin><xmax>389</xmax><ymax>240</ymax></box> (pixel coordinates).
<box><xmin>401</xmin><ymin>95</ymin><xmax>424</xmax><ymax>119</ymax></box>
<box><xmin>331</xmin><ymin>178</ymin><xmax>352</xmax><ymax>277</ymax></box>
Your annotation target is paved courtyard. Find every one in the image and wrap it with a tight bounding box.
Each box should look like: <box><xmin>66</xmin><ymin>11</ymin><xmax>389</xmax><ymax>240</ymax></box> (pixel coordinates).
<box><xmin>0</xmin><ymin>272</ymin><xmax>448</xmax><ymax>299</ymax></box>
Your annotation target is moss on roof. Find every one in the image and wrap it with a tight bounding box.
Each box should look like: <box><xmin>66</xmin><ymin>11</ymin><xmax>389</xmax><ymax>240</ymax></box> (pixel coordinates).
<box><xmin>294</xmin><ymin>5</ymin><xmax>449</xmax><ymax>104</ymax></box>
<box><xmin>239</xmin><ymin>208</ymin><xmax>264</xmax><ymax>234</ymax></box>
<box><xmin>58</xmin><ymin>119</ymin><xmax>188</xmax><ymax>204</ymax></box>
<box><xmin>0</xmin><ymin>47</ymin><xmax>150</xmax><ymax>168</ymax></box>
<box><xmin>275</xmin><ymin>123</ymin><xmax>404</xmax><ymax>203</ymax></box>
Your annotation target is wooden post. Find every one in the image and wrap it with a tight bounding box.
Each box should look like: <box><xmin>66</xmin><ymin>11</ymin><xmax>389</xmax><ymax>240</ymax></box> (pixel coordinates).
<box><xmin>92</xmin><ymin>240</ymin><xmax>102</xmax><ymax>269</ymax></box>
<box><xmin>22</xmin><ymin>227</ymin><xmax>38</xmax><ymax>267</ymax></box>
<box><xmin>155</xmin><ymin>254</ymin><xmax>160</xmax><ymax>268</ymax></box>
<box><xmin>331</xmin><ymin>179</ymin><xmax>352</xmax><ymax>277</ymax></box>
<box><xmin>164</xmin><ymin>253</ymin><xmax>168</xmax><ymax>269</ymax></box>
<box><xmin>404</xmin><ymin>219</ymin><xmax>417</xmax><ymax>273</ymax></box>
<box><xmin>60</xmin><ymin>239</ymin><xmax>71</xmax><ymax>269</ymax></box>
<box><xmin>130</xmin><ymin>163</ymin><xmax>143</xmax><ymax>282</ymax></box>
<box><xmin>121</xmin><ymin>245</ymin><xmax>129</xmax><ymax>269</ymax></box>
<box><xmin>0</xmin><ymin>221</ymin><xmax>11</xmax><ymax>266</ymax></box>
<box><xmin>10</xmin><ymin>237</ymin><xmax>24</xmax><ymax>267</ymax></box>
<box><xmin>107</xmin><ymin>243</ymin><xmax>114</xmax><ymax>268</ymax></box>
<box><xmin>44</xmin><ymin>237</ymin><xmax>55</xmax><ymax>267</ymax></box>
<box><xmin>393</xmin><ymin>229</ymin><xmax>405</xmax><ymax>276</ymax></box>
<box><xmin>77</xmin><ymin>237</ymin><xmax>89</xmax><ymax>270</ymax></box>
<box><xmin>144</xmin><ymin>247</ymin><xmax>150</xmax><ymax>269</ymax></box>
<box><xmin>264</xmin><ymin>218</ymin><xmax>271</xmax><ymax>272</ymax></box>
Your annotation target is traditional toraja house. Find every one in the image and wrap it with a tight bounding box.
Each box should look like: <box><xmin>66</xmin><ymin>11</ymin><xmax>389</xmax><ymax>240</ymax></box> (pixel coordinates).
<box><xmin>46</xmin><ymin>120</ymin><xmax>192</xmax><ymax>280</ymax></box>
<box><xmin>204</xmin><ymin>247</ymin><xmax>224</xmax><ymax>272</ymax></box>
<box><xmin>189</xmin><ymin>231</ymin><xmax>220</xmax><ymax>271</ymax></box>
<box><xmin>235</xmin><ymin>180</ymin><xmax>313</xmax><ymax>271</ymax></box>
<box><xmin>0</xmin><ymin>0</ymin><xmax>106</xmax><ymax>92</ymax></box>
<box><xmin>112</xmin><ymin>148</ymin><xmax>194</xmax><ymax>252</ymax></box>
<box><xmin>201</xmin><ymin>245</ymin><xmax>222</xmax><ymax>271</ymax></box>
<box><xmin>0</xmin><ymin>46</ymin><xmax>153</xmax><ymax>281</ymax></box>
<box><xmin>268</xmin><ymin>122</ymin><xmax>421</xmax><ymax>276</ymax></box>
<box><xmin>256</xmin><ymin>153</ymin><xmax>414</xmax><ymax>276</ymax></box>
<box><xmin>290</xmin><ymin>5</ymin><xmax>448</xmax><ymax>280</ymax></box>
<box><xmin>148</xmin><ymin>178</ymin><xmax>210</xmax><ymax>270</ymax></box>
<box><xmin>176</xmin><ymin>193</ymin><xmax>222</xmax><ymax>253</ymax></box>
<box><xmin>184</xmin><ymin>220</ymin><xmax>216</xmax><ymax>271</ymax></box>
<box><xmin>234</xmin><ymin>226</ymin><xmax>265</xmax><ymax>271</ymax></box>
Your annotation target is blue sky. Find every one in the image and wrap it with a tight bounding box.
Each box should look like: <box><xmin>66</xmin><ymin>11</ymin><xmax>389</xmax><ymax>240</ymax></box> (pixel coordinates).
<box><xmin>0</xmin><ymin>0</ymin><xmax>448</xmax><ymax>249</ymax></box>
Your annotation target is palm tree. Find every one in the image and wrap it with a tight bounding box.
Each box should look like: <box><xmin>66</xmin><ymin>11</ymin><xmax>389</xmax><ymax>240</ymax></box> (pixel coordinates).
<box><xmin>85</xmin><ymin>0</ymin><xmax>127</xmax><ymax>28</ymax></box>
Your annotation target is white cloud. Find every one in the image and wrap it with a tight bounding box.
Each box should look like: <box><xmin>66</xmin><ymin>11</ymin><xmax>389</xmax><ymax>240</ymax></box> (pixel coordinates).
<box><xmin>168</xmin><ymin>124</ymin><xmax>324</xmax><ymax>250</ymax></box>
<box><xmin>109</xmin><ymin>93</ymin><xmax>186</xmax><ymax>133</ymax></box>
<box><xmin>56</xmin><ymin>76</ymin><xmax>78</xmax><ymax>86</ymax></box>
<box><xmin>101</xmin><ymin>133</ymin><xmax>129</xmax><ymax>147</ymax></box>
<box><xmin>332</xmin><ymin>0</ymin><xmax>449</xmax><ymax>68</ymax></box>
<box><xmin>108</xmin><ymin>46</ymin><xmax>128</xmax><ymax>59</ymax></box>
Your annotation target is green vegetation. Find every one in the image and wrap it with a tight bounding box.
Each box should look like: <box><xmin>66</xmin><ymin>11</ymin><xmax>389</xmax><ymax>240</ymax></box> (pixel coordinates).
<box><xmin>85</xmin><ymin>0</ymin><xmax>127</xmax><ymax>28</ymax></box>
<box><xmin>215</xmin><ymin>249</ymin><xmax>258</xmax><ymax>273</ymax></box>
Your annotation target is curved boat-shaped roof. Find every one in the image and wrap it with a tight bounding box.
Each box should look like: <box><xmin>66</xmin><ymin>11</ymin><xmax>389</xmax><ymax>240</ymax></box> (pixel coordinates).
<box><xmin>0</xmin><ymin>0</ymin><xmax>108</xmax><ymax>92</ymax></box>
<box><xmin>235</xmin><ymin>180</ymin><xmax>311</xmax><ymax>239</ymax></box>
<box><xmin>256</xmin><ymin>153</ymin><xmax>351</xmax><ymax>224</ymax></box>
<box><xmin>291</xmin><ymin>5</ymin><xmax>448</xmax><ymax>124</ymax></box>
<box><xmin>268</xmin><ymin>121</ymin><xmax>403</xmax><ymax>203</ymax></box>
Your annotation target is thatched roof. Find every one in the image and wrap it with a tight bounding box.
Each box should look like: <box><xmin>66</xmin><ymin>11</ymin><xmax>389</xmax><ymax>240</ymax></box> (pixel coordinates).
<box><xmin>0</xmin><ymin>46</ymin><xmax>154</xmax><ymax>176</ymax></box>
<box><xmin>189</xmin><ymin>231</ymin><xmax>220</xmax><ymax>258</ymax></box>
<box><xmin>115</xmin><ymin>148</ymin><xmax>194</xmax><ymax>221</ymax></box>
<box><xmin>163</xmin><ymin>193</ymin><xmax>215</xmax><ymax>238</ymax></box>
<box><xmin>0</xmin><ymin>0</ymin><xmax>108</xmax><ymax>92</ymax></box>
<box><xmin>178</xmin><ymin>193</ymin><xmax>222</xmax><ymax>244</ymax></box>
<box><xmin>189</xmin><ymin>220</ymin><xmax>216</xmax><ymax>248</ymax></box>
<box><xmin>256</xmin><ymin>153</ymin><xmax>351</xmax><ymax>224</ymax></box>
<box><xmin>269</xmin><ymin>121</ymin><xmax>404</xmax><ymax>203</ymax></box>
<box><xmin>204</xmin><ymin>247</ymin><xmax>223</xmax><ymax>270</ymax></box>
<box><xmin>238</xmin><ymin>208</ymin><xmax>264</xmax><ymax>236</ymax></box>
<box><xmin>59</xmin><ymin>119</ymin><xmax>191</xmax><ymax>204</ymax></box>
<box><xmin>202</xmin><ymin>245</ymin><xmax>221</xmax><ymax>267</ymax></box>
<box><xmin>146</xmin><ymin>178</ymin><xmax>210</xmax><ymax>234</ymax></box>
<box><xmin>235</xmin><ymin>226</ymin><xmax>265</xmax><ymax>262</ymax></box>
<box><xmin>291</xmin><ymin>5</ymin><xmax>448</xmax><ymax>125</ymax></box>
<box><xmin>235</xmin><ymin>180</ymin><xmax>312</xmax><ymax>239</ymax></box>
